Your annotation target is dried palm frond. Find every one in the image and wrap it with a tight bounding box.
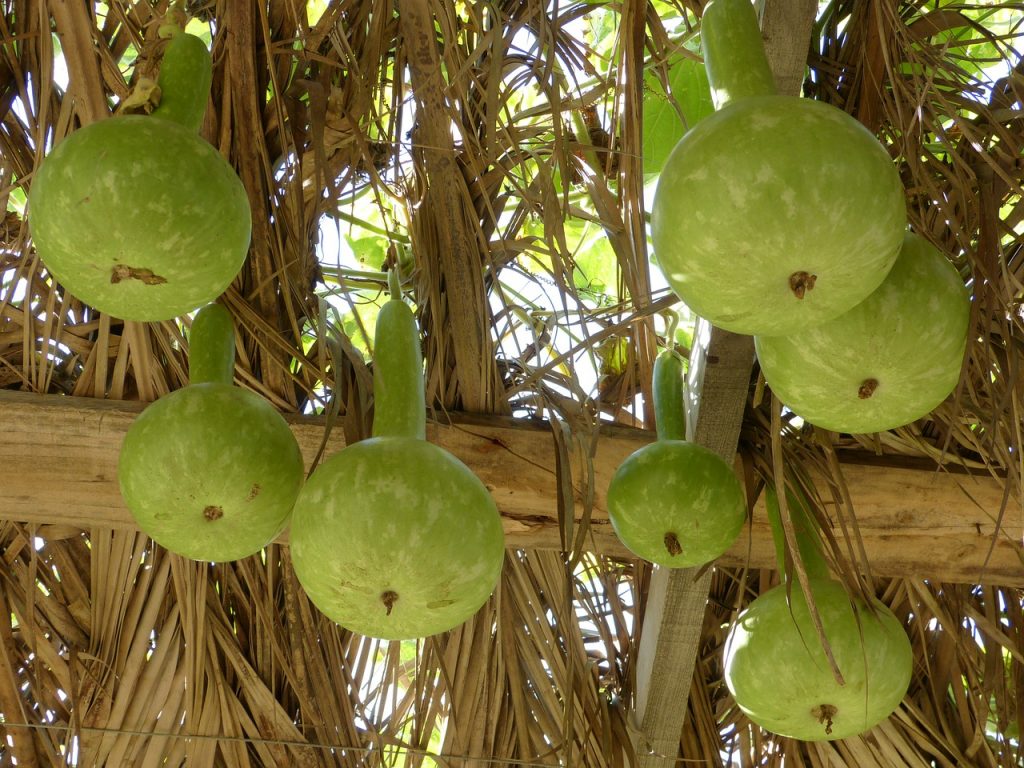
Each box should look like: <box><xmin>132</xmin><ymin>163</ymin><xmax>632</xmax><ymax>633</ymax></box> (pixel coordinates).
<box><xmin>1</xmin><ymin>0</ymin><xmax>1023</xmax><ymax>765</ymax></box>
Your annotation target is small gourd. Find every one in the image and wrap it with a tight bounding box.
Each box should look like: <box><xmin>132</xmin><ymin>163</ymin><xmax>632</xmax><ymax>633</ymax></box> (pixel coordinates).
<box><xmin>755</xmin><ymin>232</ymin><xmax>970</xmax><ymax>433</ymax></box>
<box><xmin>606</xmin><ymin>324</ymin><xmax>746</xmax><ymax>567</ymax></box>
<box><xmin>723</xmin><ymin>486</ymin><xmax>913</xmax><ymax>741</ymax></box>
<box><xmin>28</xmin><ymin>24</ymin><xmax>250</xmax><ymax>321</ymax></box>
<box><xmin>288</xmin><ymin>271</ymin><xmax>506</xmax><ymax>640</ymax></box>
<box><xmin>651</xmin><ymin>0</ymin><xmax>906</xmax><ymax>336</ymax></box>
<box><xmin>118</xmin><ymin>304</ymin><xmax>305</xmax><ymax>561</ymax></box>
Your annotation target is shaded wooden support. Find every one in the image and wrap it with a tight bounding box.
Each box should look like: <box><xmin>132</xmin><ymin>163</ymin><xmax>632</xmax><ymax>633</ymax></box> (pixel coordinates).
<box><xmin>628</xmin><ymin>1</ymin><xmax>845</xmax><ymax>764</ymax></box>
<box><xmin>0</xmin><ymin>389</ymin><xmax>1019</xmax><ymax>585</ymax></box>
<box><xmin>632</xmin><ymin>323</ymin><xmax>756</xmax><ymax>768</ymax></box>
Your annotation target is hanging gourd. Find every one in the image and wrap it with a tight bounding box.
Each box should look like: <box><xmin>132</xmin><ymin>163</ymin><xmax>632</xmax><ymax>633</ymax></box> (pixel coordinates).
<box><xmin>755</xmin><ymin>232</ymin><xmax>970</xmax><ymax>434</ymax></box>
<box><xmin>288</xmin><ymin>271</ymin><xmax>506</xmax><ymax>640</ymax></box>
<box><xmin>650</xmin><ymin>0</ymin><xmax>906</xmax><ymax>336</ymax></box>
<box><xmin>606</xmin><ymin>315</ymin><xmax>746</xmax><ymax>567</ymax></box>
<box><xmin>723</xmin><ymin>485</ymin><xmax>913</xmax><ymax>741</ymax></box>
<box><xmin>28</xmin><ymin>19</ymin><xmax>251</xmax><ymax>322</ymax></box>
<box><xmin>118</xmin><ymin>303</ymin><xmax>305</xmax><ymax>561</ymax></box>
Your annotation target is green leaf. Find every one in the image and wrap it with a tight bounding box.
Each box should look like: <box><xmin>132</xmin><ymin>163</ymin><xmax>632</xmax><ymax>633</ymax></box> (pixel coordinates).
<box><xmin>585</xmin><ymin>6</ymin><xmax>619</xmax><ymax>58</ymax></box>
<box><xmin>6</xmin><ymin>186</ymin><xmax>26</xmax><ymax>213</ymax></box>
<box><xmin>643</xmin><ymin>55</ymin><xmax>714</xmax><ymax>179</ymax></box>
<box><xmin>597</xmin><ymin>336</ymin><xmax>630</xmax><ymax>376</ymax></box>
<box><xmin>306</xmin><ymin>0</ymin><xmax>329</xmax><ymax>26</ymax></box>
<box><xmin>345</xmin><ymin>235</ymin><xmax>388</xmax><ymax>269</ymax></box>
<box><xmin>570</xmin><ymin>219</ymin><xmax>619</xmax><ymax>300</ymax></box>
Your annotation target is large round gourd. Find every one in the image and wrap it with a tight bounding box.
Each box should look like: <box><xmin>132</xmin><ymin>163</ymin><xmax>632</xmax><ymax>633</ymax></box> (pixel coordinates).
<box><xmin>118</xmin><ymin>304</ymin><xmax>305</xmax><ymax>561</ymax></box>
<box><xmin>755</xmin><ymin>232</ymin><xmax>970</xmax><ymax>433</ymax></box>
<box><xmin>607</xmin><ymin>344</ymin><xmax>745</xmax><ymax>567</ymax></box>
<box><xmin>650</xmin><ymin>0</ymin><xmax>905</xmax><ymax>336</ymax></box>
<box><xmin>724</xmin><ymin>487</ymin><xmax>912</xmax><ymax>741</ymax></box>
<box><xmin>28</xmin><ymin>31</ymin><xmax>250</xmax><ymax>322</ymax></box>
<box><xmin>289</xmin><ymin>274</ymin><xmax>506</xmax><ymax>640</ymax></box>
<box><xmin>725</xmin><ymin>580</ymin><xmax>913</xmax><ymax>740</ymax></box>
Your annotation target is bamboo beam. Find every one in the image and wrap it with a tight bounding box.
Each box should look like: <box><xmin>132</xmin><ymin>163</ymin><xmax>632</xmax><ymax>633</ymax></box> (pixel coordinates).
<box><xmin>0</xmin><ymin>389</ymin><xmax>1019</xmax><ymax>585</ymax></box>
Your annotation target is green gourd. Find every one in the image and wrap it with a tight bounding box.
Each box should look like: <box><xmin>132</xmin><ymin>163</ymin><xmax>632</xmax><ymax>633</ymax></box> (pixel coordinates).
<box><xmin>606</xmin><ymin>331</ymin><xmax>746</xmax><ymax>567</ymax></box>
<box><xmin>651</xmin><ymin>0</ymin><xmax>906</xmax><ymax>336</ymax></box>
<box><xmin>755</xmin><ymin>232</ymin><xmax>970</xmax><ymax>433</ymax></box>
<box><xmin>723</xmin><ymin>486</ymin><xmax>913</xmax><ymax>741</ymax></box>
<box><xmin>118</xmin><ymin>304</ymin><xmax>305</xmax><ymax>561</ymax></box>
<box><xmin>151</xmin><ymin>29</ymin><xmax>213</xmax><ymax>132</ymax></box>
<box><xmin>28</xmin><ymin>25</ymin><xmax>250</xmax><ymax>322</ymax></box>
<box><xmin>288</xmin><ymin>272</ymin><xmax>506</xmax><ymax>640</ymax></box>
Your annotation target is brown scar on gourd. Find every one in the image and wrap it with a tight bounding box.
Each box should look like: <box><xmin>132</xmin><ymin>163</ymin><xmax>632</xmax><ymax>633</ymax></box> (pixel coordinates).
<box><xmin>664</xmin><ymin>532</ymin><xmax>683</xmax><ymax>556</ymax></box>
<box><xmin>381</xmin><ymin>590</ymin><xmax>399</xmax><ymax>616</ymax></box>
<box><xmin>111</xmin><ymin>264</ymin><xmax>168</xmax><ymax>285</ymax></box>
<box><xmin>246</xmin><ymin>484</ymin><xmax>261</xmax><ymax>501</ymax></box>
<box><xmin>789</xmin><ymin>271</ymin><xmax>817</xmax><ymax>299</ymax></box>
<box><xmin>858</xmin><ymin>378</ymin><xmax>879</xmax><ymax>399</ymax></box>
<box><xmin>203</xmin><ymin>505</ymin><xmax>223</xmax><ymax>521</ymax></box>
<box><xmin>812</xmin><ymin>703</ymin><xmax>837</xmax><ymax>735</ymax></box>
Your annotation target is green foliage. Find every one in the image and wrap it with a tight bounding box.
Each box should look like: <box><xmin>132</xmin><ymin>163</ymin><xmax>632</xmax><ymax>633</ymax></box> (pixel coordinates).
<box><xmin>597</xmin><ymin>336</ymin><xmax>630</xmax><ymax>377</ymax></box>
<box><xmin>569</xmin><ymin>221</ymin><xmax>620</xmax><ymax>300</ymax></box>
<box><xmin>5</xmin><ymin>185</ymin><xmax>25</xmax><ymax>213</ymax></box>
<box><xmin>347</xmin><ymin>234</ymin><xmax>388</xmax><ymax>271</ymax></box>
<box><xmin>643</xmin><ymin>53</ymin><xmax>715</xmax><ymax>179</ymax></box>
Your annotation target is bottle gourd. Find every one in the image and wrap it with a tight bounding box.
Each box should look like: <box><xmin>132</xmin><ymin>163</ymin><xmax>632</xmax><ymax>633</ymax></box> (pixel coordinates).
<box><xmin>723</xmin><ymin>486</ymin><xmax>913</xmax><ymax>741</ymax></box>
<box><xmin>607</xmin><ymin>332</ymin><xmax>746</xmax><ymax>567</ymax></box>
<box><xmin>118</xmin><ymin>304</ymin><xmax>305</xmax><ymax>561</ymax></box>
<box><xmin>651</xmin><ymin>0</ymin><xmax>906</xmax><ymax>336</ymax></box>
<box><xmin>28</xmin><ymin>23</ymin><xmax>250</xmax><ymax>321</ymax></box>
<box><xmin>288</xmin><ymin>272</ymin><xmax>506</xmax><ymax>640</ymax></box>
<box><xmin>755</xmin><ymin>232</ymin><xmax>970</xmax><ymax>434</ymax></box>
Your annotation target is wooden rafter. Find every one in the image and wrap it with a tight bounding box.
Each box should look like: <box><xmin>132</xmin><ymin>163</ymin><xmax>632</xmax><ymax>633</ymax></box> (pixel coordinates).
<box><xmin>1</xmin><ymin>390</ymin><xmax>1019</xmax><ymax>586</ymax></box>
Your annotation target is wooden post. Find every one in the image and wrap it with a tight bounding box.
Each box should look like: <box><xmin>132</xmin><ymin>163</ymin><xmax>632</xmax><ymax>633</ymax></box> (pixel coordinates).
<box><xmin>630</xmin><ymin>2</ymin><xmax>819</xmax><ymax>764</ymax></box>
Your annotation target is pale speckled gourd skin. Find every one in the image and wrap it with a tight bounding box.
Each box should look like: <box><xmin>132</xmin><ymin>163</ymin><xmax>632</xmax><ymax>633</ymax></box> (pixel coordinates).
<box><xmin>29</xmin><ymin>116</ymin><xmax>251</xmax><ymax>321</ymax></box>
<box><xmin>754</xmin><ymin>232</ymin><xmax>970</xmax><ymax>434</ymax></box>
<box><xmin>289</xmin><ymin>437</ymin><xmax>506</xmax><ymax>640</ymax></box>
<box><xmin>606</xmin><ymin>441</ymin><xmax>746</xmax><ymax>567</ymax></box>
<box><xmin>652</xmin><ymin>96</ymin><xmax>906</xmax><ymax>336</ymax></box>
<box><xmin>724</xmin><ymin>579</ymin><xmax>913</xmax><ymax>741</ymax></box>
<box><xmin>118</xmin><ymin>384</ymin><xmax>304</xmax><ymax>561</ymax></box>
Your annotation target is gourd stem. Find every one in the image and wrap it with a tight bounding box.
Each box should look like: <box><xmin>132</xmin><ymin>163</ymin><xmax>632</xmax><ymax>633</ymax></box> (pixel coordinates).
<box><xmin>158</xmin><ymin>1</ymin><xmax>187</xmax><ymax>40</ymax></box>
<box><xmin>701</xmin><ymin>0</ymin><xmax>777</xmax><ymax>110</ymax></box>
<box><xmin>653</xmin><ymin>349</ymin><xmax>686</xmax><ymax>442</ymax></box>
<box><xmin>765</xmin><ymin>484</ymin><xmax>831</xmax><ymax>582</ymax></box>
<box><xmin>371</xmin><ymin>292</ymin><xmax>427</xmax><ymax>440</ymax></box>
<box><xmin>663</xmin><ymin>309</ymin><xmax>679</xmax><ymax>345</ymax></box>
<box><xmin>189</xmin><ymin>303</ymin><xmax>236</xmax><ymax>386</ymax></box>
<box><xmin>388</xmin><ymin>265</ymin><xmax>402</xmax><ymax>300</ymax></box>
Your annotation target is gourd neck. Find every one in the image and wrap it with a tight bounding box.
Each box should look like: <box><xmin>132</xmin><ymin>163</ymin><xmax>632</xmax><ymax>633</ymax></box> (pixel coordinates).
<box><xmin>371</xmin><ymin>272</ymin><xmax>426</xmax><ymax>440</ymax></box>
<box><xmin>765</xmin><ymin>484</ymin><xmax>830</xmax><ymax>582</ymax></box>
<box><xmin>189</xmin><ymin>303</ymin><xmax>236</xmax><ymax>386</ymax></box>
<box><xmin>701</xmin><ymin>0</ymin><xmax>777</xmax><ymax>110</ymax></box>
<box><xmin>653</xmin><ymin>348</ymin><xmax>686</xmax><ymax>442</ymax></box>
<box><xmin>150</xmin><ymin>22</ymin><xmax>212</xmax><ymax>133</ymax></box>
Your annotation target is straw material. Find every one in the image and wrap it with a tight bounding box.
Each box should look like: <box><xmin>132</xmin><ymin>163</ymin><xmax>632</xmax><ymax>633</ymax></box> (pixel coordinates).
<box><xmin>0</xmin><ymin>0</ymin><xmax>1022</xmax><ymax>764</ymax></box>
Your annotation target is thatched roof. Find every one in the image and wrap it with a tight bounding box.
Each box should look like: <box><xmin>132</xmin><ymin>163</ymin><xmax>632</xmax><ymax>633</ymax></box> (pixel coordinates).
<box><xmin>0</xmin><ymin>0</ymin><xmax>1022</xmax><ymax>765</ymax></box>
